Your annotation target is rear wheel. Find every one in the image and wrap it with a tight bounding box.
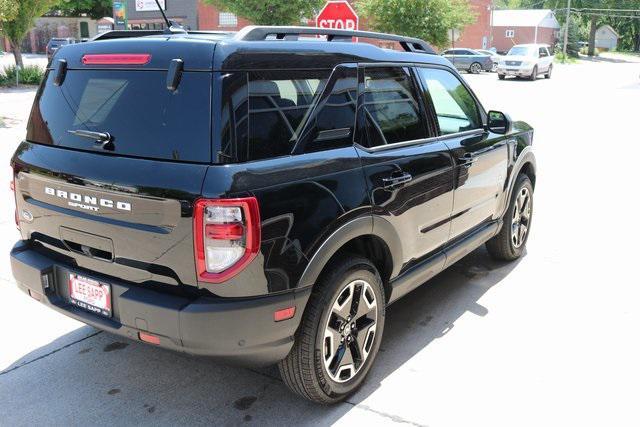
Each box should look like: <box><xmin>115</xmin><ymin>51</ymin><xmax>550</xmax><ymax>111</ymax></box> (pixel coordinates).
<box><xmin>279</xmin><ymin>256</ymin><xmax>385</xmax><ymax>404</ymax></box>
<box><xmin>486</xmin><ymin>174</ymin><xmax>533</xmax><ymax>261</ymax></box>
<box><xmin>470</xmin><ymin>62</ymin><xmax>482</xmax><ymax>74</ymax></box>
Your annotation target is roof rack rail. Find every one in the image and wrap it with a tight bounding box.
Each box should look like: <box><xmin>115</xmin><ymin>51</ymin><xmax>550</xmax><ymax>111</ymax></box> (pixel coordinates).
<box><xmin>91</xmin><ymin>30</ymin><xmax>165</xmax><ymax>41</ymax></box>
<box><xmin>234</xmin><ymin>26</ymin><xmax>436</xmax><ymax>54</ymax></box>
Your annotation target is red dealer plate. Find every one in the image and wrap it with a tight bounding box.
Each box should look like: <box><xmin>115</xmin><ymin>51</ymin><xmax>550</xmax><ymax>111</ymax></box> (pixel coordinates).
<box><xmin>68</xmin><ymin>273</ymin><xmax>112</xmax><ymax>318</ymax></box>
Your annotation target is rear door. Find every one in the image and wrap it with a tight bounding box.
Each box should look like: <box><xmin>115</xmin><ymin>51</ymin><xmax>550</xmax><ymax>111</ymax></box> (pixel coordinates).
<box><xmin>538</xmin><ymin>46</ymin><xmax>552</xmax><ymax>71</ymax></box>
<box><xmin>415</xmin><ymin>66</ymin><xmax>509</xmax><ymax>241</ymax></box>
<box><xmin>13</xmin><ymin>59</ymin><xmax>213</xmax><ymax>289</ymax></box>
<box><xmin>355</xmin><ymin>65</ymin><xmax>455</xmax><ymax>269</ymax></box>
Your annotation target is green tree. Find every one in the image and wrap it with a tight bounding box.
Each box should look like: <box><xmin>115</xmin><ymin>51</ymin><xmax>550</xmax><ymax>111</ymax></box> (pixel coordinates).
<box><xmin>203</xmin><ymin>0</ymin><xmax>324</xmax><ymax>25</ymax></box>
<box><xmin>0</xmin><ymin>0</ymin><xmax>56</xmax><ymax>68</ymax></box>
<box><xmin>51</xmin><ymin>0</ymin><xmax>112</xmax><ymax>19</ymax></box>
<box><xmin>357</xmin><ymin>0</ymin><xmax>476</xmax><ymax>49</ymax></box>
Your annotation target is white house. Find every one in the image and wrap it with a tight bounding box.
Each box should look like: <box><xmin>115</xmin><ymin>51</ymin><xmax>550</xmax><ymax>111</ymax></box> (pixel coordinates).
<box><xmin>595</xmin><ymin>25</ymin><xmax>619</xmax><ymax>50</ymax></box>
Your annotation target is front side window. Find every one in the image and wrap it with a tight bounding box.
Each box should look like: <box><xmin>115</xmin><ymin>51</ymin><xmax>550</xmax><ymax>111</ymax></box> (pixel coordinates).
<box><xmin>361</xmin><ymin>67</ymin><xmax>426</xmax><ymax>147</ymax></box>
<box><xmin>417</xmin><ymin>68</ymin><xmax>481</xmax><ymax>136</ymax></box>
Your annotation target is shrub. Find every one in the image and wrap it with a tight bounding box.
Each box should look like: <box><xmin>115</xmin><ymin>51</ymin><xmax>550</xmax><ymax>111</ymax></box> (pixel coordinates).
<box><xmin>0</xmin><ymin>65</ymin><xmax>45</xmax><ymax>86</ymax></box>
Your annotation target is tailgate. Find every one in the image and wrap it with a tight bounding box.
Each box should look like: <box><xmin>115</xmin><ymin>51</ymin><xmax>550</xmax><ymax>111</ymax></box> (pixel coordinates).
<box><xmin>12</xmin><ymin>142</ymin><xmax>208</xmax><ymax>288</ymax></box>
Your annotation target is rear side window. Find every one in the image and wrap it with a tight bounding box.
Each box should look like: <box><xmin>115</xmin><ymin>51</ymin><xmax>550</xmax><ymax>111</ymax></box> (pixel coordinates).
<box><xmin>243</xmin><ymin>70</ymin><xmax>329</xmax><ymax>161</ymax></box>
<box><xmin>296</xmin><ymin>66</ymin><xmax>357</xmax><ymax>153</ymax></box>
<box><xmin>360</xmin><ymin>67</ymin><xmax>426</xmax><ymax>147</ymax></box>
<box><xmin>416</xmin><ymin>68</ymin><xmax>481</xmax><ymax>135</ymax></box>
<box><xmin>219</xmin><ymin>67</ymin><xmax>356</xmax><ymax>162</ymax></box>
<box><xmin>27</xmin><ymin>70</ymin><xmax>212</xmax><ymax>162</ymax></box>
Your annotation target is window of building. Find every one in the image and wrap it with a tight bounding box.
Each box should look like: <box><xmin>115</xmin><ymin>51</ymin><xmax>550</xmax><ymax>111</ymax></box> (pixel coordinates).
<box><xmin>361</xmin><ymin>67</ymin><xmax>427</xmax><ymax>148</ymax></box>
<box><xmin>219</xmin><ymin>12</ymin><xmax>238</xmax><ymax>27</ymax></box>
<box><xmin>416</xmin><ymin>68</ymin><xmax>481</xmax><ymax>136</ymax></box>
<box><xmin>505</xmin><ymin>29</ymin><xmax>515</xmax><ymax>38</ymax></box>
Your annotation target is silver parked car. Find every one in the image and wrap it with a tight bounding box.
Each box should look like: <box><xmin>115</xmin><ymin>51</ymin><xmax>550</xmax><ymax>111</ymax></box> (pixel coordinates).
<box><xmin>441</xmin><ymin>48</ymin><xmax>494</xmax><ymax>74</ymax></box>
<box><xmin>476</xmin><ymin>49</ymin><xmax>502</xmax><ymax>72</ymax></box>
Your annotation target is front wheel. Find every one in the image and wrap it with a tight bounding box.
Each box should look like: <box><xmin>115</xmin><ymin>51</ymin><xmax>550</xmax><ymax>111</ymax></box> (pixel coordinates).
<box><xmin>279</xmin><ymin>257</ymin><xmax>385</xmax><ymax>404</ymax></box>
<box><xmin>486</xmin><ymin>174</ymin><xmax>533</xmax><ymax>261</ymax></box>
<box><xmin>498</xmin><ymin>74</ymin><xmax>506</xmax><ymax>80</ymax></box>
<box><xmin>545</xmin><ymin>65</ymin><xmax>552</xmax><ymax>79</ymax></box>
<box><xmin>529</xmin><ymin>66</ymin><xmax>538</xmax><ymax>81</ymax></box>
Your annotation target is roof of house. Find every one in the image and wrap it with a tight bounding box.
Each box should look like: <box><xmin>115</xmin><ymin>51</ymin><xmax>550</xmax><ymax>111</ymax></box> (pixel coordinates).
<box><xmin>493</xmin><ymin>9</ymin><xmax>561</xmax><ymax>29</ymax></box>
<box><xmin>596</xmin><ymin>25</ymin><xmax>619</xmax><ymax>38</ymax></box>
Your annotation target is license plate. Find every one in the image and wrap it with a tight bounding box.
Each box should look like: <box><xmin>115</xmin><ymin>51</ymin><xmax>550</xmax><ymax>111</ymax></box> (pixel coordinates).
<box><xmin>68</xmin><ymin>273</ymin><xmax>112</xmax><ymax>317</ymax></box>
<box><xmin>507</xmin><ymin>70</ymin><xmax>517</xmax><ymax>75</ymax></box>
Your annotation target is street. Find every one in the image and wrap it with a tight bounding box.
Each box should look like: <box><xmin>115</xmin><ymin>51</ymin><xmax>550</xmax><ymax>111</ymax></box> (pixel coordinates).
<box><xmin>1</xmin><ymin>54</ymin><xmax>639</xmax><ymax>426</ymax></box>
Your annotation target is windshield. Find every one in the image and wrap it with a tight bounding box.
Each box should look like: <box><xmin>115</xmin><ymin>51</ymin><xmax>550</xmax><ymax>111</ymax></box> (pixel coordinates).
<box><xmin>508</xmin><ymin>46</ymin><xmax>535</xmax><ymax>56</ymax></box>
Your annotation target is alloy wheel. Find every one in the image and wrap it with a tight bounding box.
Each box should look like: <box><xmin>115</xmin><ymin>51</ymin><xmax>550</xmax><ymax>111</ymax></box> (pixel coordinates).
<box><xmin>511</xmin><ymin>187</ymin><xmax>532</xmax><ymax>248</ymax></box>
<box><xmin>322</xmin><ymin>279</ymin><xmax>378</xmax><ymax>383</ymax></box>
<box><xmin>470</xmin><ymin>63</ymin><xmax>481</xmax><ymax>74</ymax></box>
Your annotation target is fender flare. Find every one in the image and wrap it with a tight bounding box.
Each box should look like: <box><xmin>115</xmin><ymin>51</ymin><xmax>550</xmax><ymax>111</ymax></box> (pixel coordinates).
<box><xmin>500</xmin><ymin>148</ymin><xmax>537</xmax><ymax>218</ymax></box>
<box><xmin>297</xmin><ymin>215</ymin><xmax>403</xmax><ymax>288</ymax></box>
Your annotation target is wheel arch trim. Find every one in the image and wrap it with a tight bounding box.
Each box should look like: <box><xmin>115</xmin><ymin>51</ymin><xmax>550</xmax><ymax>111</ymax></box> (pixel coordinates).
<box><xmin>297</xmin><ymin>215</ymin><xmax>403</xmax><ymax>289</ymax></box>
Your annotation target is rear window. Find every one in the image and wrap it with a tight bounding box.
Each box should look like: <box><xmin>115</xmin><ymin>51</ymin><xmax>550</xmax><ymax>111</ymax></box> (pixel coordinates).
<box><xmin>27</xmin><ymin>70</ymin><xmax>211</xmax><ymax>163</ymax></box>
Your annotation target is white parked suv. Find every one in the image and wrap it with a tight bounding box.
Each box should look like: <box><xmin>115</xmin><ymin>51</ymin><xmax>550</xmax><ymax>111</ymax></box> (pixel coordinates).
<box><xmin>497</xmin><ymin>44</ymin><xmax>554</xmax><ymax>80</ymax></box>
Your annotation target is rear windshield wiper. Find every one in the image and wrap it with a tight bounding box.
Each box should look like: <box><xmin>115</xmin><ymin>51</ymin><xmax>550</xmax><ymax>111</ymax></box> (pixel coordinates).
<box><xmin>68</xmin><ymin>129</ymin><xmax>114</xmax><ymax>150</ymax></box>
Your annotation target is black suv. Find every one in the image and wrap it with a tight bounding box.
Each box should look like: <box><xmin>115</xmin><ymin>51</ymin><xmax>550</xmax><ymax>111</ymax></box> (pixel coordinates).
<box><xmin>10</xmin><ymin>26</ymin><xmax>536</xmax><ymax>403</ymax></box>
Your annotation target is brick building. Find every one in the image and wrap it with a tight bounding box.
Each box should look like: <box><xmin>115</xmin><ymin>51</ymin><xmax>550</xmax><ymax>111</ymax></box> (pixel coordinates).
<box><xmin>491</xmin><ymin>9</ymin><xmax>560</xmax><ymax>53</ymax></box>
<box><xmin>453</xmin><ymin>0</ymin><xmax>492</xmax><ymax>50</ymax></box>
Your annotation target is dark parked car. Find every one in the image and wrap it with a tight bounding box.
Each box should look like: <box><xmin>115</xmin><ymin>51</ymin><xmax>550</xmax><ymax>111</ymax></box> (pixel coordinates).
<box><xmin>10</xmin><ymin>26</ymin><xmax>536</xmax><ymax>404</ymax></box>
<box><xmin>441</xmin><ymin>48</ymin><xmax>494</xmax><ymax>73</ymax></box>
<box><xmin>46</xmin><ymin>37</ymin><xmax>75</xmax><ymax>61</ymax></box>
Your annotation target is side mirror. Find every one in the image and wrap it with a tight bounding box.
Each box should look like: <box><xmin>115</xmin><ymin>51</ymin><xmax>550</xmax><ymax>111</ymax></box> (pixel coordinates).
<box><xmin>487</xmin><ymin>110</ymin><xmax>512</xmax><ymax>134</ymax></box>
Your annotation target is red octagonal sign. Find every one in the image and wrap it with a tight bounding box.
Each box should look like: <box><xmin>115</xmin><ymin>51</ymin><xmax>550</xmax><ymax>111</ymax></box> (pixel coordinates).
<box><xmin>316</xmin><ymin>1</ymin><xmax>359</xmax><ymax>31</ymax></box>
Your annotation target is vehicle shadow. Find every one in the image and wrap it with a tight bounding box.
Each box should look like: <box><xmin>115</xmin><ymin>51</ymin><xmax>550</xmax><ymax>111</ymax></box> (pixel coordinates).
<box><xmin>579</xmin><ymin>54</ymin><xmax>636</xmax><ymax>64</ymax></box>
<box><xmin>0</xmin><ymin>246</ymin><xmax>522</xmax><ymax>425</ymax></box>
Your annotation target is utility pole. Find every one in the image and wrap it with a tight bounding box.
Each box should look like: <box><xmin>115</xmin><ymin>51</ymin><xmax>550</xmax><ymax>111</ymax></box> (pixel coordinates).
<box><xmin>562</xmin><ymin>0</ymin><xmax>571</xmax><ymax>56</ymax></box>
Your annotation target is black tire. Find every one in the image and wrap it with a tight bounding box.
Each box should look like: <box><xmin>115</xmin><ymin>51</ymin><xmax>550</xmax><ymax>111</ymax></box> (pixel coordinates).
<box><xmin>278</xmin><ymin>256</ymin><xmax>385</xmax><ymax>404</ymax></box>
<box><xmin>486</xmin><ymin>174</ymin><xmax>534</xmax><ymax>261</ymax></box>
<box><xmin>529</xmin><ymin>66</ymin><xmax>538</xmax><ymax>81</ymax></box>
<box><xmin>498</xmin><ymin>74</ymin><xmax>506</xmax><ymax>80</ymax></box>
<box><xmin>469</xmin><ymin>62</ymin><xmax>482</xmax><ymax>74</ymax></box>
<box><xmin>545</xmin><ymin>65</ymin><xmax>552</xmax><ymax>79</ymax></box>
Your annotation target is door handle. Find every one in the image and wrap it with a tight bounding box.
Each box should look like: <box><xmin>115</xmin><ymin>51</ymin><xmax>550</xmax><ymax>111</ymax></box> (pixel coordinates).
<box><xmin>458</xmin><ymin>153</ymin><xmax>478</xmax><ymax>167</ymax></box>
<box><xmin>382</xmin><ymin>172</ymin><xmax>412</xmax><ymax>189</ymax></box>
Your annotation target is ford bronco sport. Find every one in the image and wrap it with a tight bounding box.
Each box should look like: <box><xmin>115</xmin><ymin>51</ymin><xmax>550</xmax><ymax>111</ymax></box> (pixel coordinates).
<box><xmin>9</xmin><ymin>26</ymin><xmax>536</xmax><ymax>404</ymax></box>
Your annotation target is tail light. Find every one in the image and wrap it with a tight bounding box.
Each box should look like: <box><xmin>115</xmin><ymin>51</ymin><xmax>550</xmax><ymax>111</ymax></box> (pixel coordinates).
<box><xmin>10</xmin><ymin>167</ymin><xmax>18</xmax><ymax>229</ymax></box>
<box><xmin>193</xmin><ymin>197</ymin><xmax>261</xmax><ymax>283</ymax></box>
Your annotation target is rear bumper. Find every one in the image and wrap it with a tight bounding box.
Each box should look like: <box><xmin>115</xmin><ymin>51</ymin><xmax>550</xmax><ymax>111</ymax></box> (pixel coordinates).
<box><xmin>10</xmin><ymin>241</ymin><xmax>310</xmax><ymax>367</ymax></box>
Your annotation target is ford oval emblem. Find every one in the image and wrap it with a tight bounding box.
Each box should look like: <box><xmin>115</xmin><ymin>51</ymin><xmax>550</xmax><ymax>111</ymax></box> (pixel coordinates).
<box><xmin>21</xmin><ymin>210</ymin><xmax>33</xmax><ymax>223</ymax></box>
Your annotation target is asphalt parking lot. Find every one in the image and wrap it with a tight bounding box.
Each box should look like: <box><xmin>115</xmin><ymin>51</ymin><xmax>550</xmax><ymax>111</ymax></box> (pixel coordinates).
<box><xmin>1</xmin><ymin>54</ymin><xmax>639</xmax><ymax>426</ymax></box>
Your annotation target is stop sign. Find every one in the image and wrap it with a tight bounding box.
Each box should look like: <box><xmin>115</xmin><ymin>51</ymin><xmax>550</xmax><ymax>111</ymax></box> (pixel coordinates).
<box><xmin>316</xmin><ymin>1</ymin><xmax>359</xmax><ymax>31</ymax></box>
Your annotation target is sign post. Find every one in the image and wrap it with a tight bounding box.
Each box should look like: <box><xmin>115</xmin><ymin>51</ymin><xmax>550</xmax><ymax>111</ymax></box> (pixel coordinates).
<box><xmin>316</xmin><ymin>1</ymin><xmax>359</xmax><ymax>33</ymax></box>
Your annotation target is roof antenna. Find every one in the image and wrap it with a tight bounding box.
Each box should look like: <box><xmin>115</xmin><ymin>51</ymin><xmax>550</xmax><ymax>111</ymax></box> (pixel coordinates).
<box><xmin>154</xmin><ymin>0</ymin><xmax>186</xmax><ymax>34</ymax></box>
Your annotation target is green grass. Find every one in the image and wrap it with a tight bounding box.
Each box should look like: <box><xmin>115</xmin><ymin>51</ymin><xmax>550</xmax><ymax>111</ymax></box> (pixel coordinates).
<box><xmin>0</xmin><ymin>65</ymin><xmax>45</xmax><ymax>86</ymax></box>
<box><xmin>554</xmin><ymin>52</ymin><xmax>579</xmax><ymax>64</ymax></box>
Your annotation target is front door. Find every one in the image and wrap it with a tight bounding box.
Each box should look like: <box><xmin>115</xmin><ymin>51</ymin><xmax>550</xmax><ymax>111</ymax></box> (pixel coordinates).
<box><xmin>415</xmin><ymin>66</ymin><xmax>509</xmax><ymax>241</ymax></box>
<box><xmin>355</xmin><ymin>65</ymin><xmax>455</xmax><ymax>269</ymax></box>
